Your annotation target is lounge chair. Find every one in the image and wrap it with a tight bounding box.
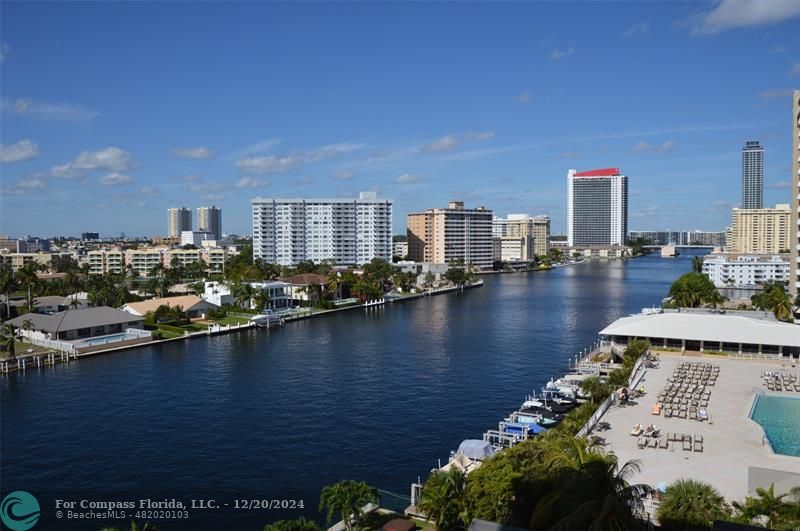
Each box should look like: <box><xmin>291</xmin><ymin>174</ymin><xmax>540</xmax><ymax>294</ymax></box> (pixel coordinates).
<box><xmin>682</xmin><ymin>436</ymin><xmax>692</xmax><ymax>451</ymax></box>
<box><xmin>694</xmin><ymin>439</ymin><xmax>703</xmax><ymax>452</ymax></box>
<box><xmin>652</xmin><ymin>403</ymin><xmax>661</xmax><ymax>415</ymax></box>
<box><xmin>648</xmin><ymin>437</ymin><xmax>658</xmax><ymax>448</ymax></box>
<box><xmin>637</xmin><ymin>437</ymin><xmax>646</xmax><ymax>449</ymax></box>
<box><xmin>659</xmin><ymin>437</ymin><xmax>668</xmax><ymax>449</ymax></box>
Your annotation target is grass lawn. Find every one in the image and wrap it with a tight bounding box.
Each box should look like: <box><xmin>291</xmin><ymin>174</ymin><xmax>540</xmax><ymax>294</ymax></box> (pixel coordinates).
<box><xmin>180</xmin><ymin>323</ymin><xmax>209</xmax><ymax>332</ymax></box>
<box><xmin>212</xmin><ymin>316</ymin><xmax>250</xmax><ymax>326</ymax></box>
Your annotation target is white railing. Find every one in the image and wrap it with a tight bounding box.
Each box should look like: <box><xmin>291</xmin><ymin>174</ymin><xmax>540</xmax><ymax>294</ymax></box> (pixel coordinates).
<box><xmin>28</xmin><ymin>337</ymin><xmax>75</xmax><ymax>353</ymax></box>
<box><xmin>124</xmin><ymin>328</ymin><xmax>152</xmax><ymax>339</ymax></box>
<box><xmin>576</xmin><ymin>394</ymin><xmax>614</xmax><ymax>438</ymax></box>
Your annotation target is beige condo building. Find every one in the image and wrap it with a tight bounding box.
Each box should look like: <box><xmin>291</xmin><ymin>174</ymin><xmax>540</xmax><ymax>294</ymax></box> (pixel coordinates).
<box><xmin>407</xmin><ymin>201</ymin><xmax>493</xmax><ymax>269</ymax></box>
<box><xmin>727</xmin><ymin>204</ymin><xmax>791</xmax><ymax>254</ymax></box>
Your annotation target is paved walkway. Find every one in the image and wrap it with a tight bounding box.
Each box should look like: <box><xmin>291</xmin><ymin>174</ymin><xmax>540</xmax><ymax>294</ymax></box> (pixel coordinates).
<box><xmin>597</xmin><ymin>354</ymin><xmax>800</xmax><ymax>502</ymax></box>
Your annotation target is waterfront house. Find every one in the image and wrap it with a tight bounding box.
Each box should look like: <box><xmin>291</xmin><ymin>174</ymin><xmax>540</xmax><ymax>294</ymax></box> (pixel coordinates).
<box><xmin>248</xmin><ymin>281</ymin><xmax>292</xmax><ymax>309</ymax></box>
<box><xmin>121</xmin><ymin>295</ymin><xmax>219</xmax><ymax>319</ymax></box>
<box><xmin>7</xmin><ymin>306</ymin><xmax>145</xmax><ymax>341</ymax></box>
<box><xmin>281</xmin><ymin>273</ymin><xmax>331</xmax><ymax>305</ymax></box>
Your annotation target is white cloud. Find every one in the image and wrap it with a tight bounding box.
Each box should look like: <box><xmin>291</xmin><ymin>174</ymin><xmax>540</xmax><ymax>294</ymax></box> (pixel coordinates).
<box><xmin>16</xmin><ymin>177</ymin><xmax>46</xmax><ymax>189</ymax></box>
<box><xmin>690</xmin><ymin>0</ymin><xmax>800</xmax><ymax>34</ymax></box>
<box><xmin>1</xmin><ymin>98</ymin><xmax>98</xmax><ymax>121</ymax></box>
<box><xmin>235</xmin><ymin>176</ymin><xmax>267</xmax><ymax>188</ymax></box>
<box><xmin>140</xmin><ymin>186</ymin><xmax>159</xmax><ymax>195</ymax></box>
<box><xmin>634</xmin><ymin>140</ymin><xmax>676</xmax><ymax>152</ymax></box>
<box><xmin>623</xmin><ymin>22</ymin><xmax>649</xmax><ymax>36</ymax></box>
<box><xmin>397</xmin><ymin>173</ymin><xmax>422</xmax><ymax>184</ymax></box>
<box><xmin>187</xmin><ymin>182</ymin><xmax>223</xmax><ymax>194</ymax></box>
<box><xmin>183</xmin><ymin>174</ymin><xmax>200</xmax><ymax>181</ymax></box>
<box><xmin>234</xmin><ymin>142</ymin><xmax>363</xmax><ymax>174</ymax></box>
<box><xmin>235</xmin><ymin>154</ymin><xmax>304</xmax><ymax>174</ymax></box>
<box><xmin>99</xmin><ymin>172</ymin><xmax>132</xmax><ymax>186</ymax></box>
<box><xmin>421</xmin><ymin>134</ymin><xmax>460</xmax><ymax>153</ymax></box>
<box><xmin>203</xmin><ymin>193</ymin><xmax>224</xmax><ymax>201</ymax></box>
<box><xmin>172</xmin><ymin>146</ymin><xmax>213</xmax><ymax>159</ymax></box>
<box><xmin>0</xmin><ymin>139</ymin><xmax>38</xmax><ymax>162</ymax></box>
<box><xmin>0</xmin><ymin>43</ymin><xmax>9</xmax><ymax>64</ymax></box>
<box><xmin>231</xmin><ymin>138</ymin><xmax>281</xmax><ymax>158</ymax></box>
<box><xmin>516</xmin><ymin>91</ymin><xmax>531</xmax><ymax>104</ymax></box>
<box><xmin>465</xmin><ymin>130</ymin><xmax>496</xmax><ymax>141</ymax></box>
<box><xmin>769</xmin><ymin>180</ymin><xmax>791</xmax><ymax>189</ymax></box>
<box><xmin>551</xmin><ymin>47</ymin><xmax>575</xmax><ymax>61</ymax></box>
<box><xmin>758</xmin><ymin>88</ymin><xmax>794</xmax><ymax>101</ymax></box>
<box><xmin>333</xmin><ymin>170</ymin><xmax>355</xmax><ymax>180</ymax></box>
<box><xmin>51</xmin><ymin>147</ymin><xmax>133</xmax><ymax>177</ymax></box>
<box><xmin>560</xmin><ymin>150</ymin><xmax>579</xmax><ymax>159</ymax></box>
<box><xmin>791</xmin><ymin>62</ymin><xmax>800</xmax><ymax>77</ymax></box>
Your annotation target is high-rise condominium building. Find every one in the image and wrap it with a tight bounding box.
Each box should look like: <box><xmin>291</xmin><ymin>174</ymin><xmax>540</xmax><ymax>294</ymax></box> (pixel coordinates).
<box><xmin>727</xmin><ymin>204</ymin><xmax>791</xmax><ymax>254</ymax></box>
<box><xmin>251</xmin><ymin>191</ymin><xmax>392</xmax><ymax>266</ymax></box>
<box><xmin>791</xmin><ymin>91</ymin><xmax>800</xmax><ymax>297</ymax></box>
<box><xmin>567</xmin><ymin>168</ymin><xmax>628</xmax><ymax>247</ymax></box>
<box><xmin>492</xmin><ymin>214</ymin><xmax>551</xmax><ymax>256</ymax></box>
<box><xmin>197</xmin><ymin>206</ymin><xmax>222</xmax><ymax>241</ymax></box>
<box><xmin>407</xmin><ymin>201</ymin><xmax>494</xmax><ymax>269</ymax></box>
<box><xmin>167</xmin><ymin>207</ymin><xmax>192</xmax><ymax>237</ymax></box>
<box><xmin>741</xmin><ymin>141</ymin><xmax>764</xmax><ymax>210</ymax></box>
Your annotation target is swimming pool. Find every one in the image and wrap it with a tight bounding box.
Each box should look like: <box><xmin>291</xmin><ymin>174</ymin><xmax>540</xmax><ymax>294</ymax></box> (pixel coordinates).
<box><xmin>81</xmin><ymin>333</ymin><xmax>132</xmax><ymax>346</ymax></box>
<box><xmin>750</xmin><ymin>394</ymin><xmax>800</xmax><ymax>457</ymax></box>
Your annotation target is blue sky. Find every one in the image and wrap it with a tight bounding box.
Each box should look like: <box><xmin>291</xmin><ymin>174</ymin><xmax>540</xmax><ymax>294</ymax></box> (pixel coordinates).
<box><xmin>1</xmin><ymin>1</ymin><xmax>799</xmax><ymax>238</ymax></box>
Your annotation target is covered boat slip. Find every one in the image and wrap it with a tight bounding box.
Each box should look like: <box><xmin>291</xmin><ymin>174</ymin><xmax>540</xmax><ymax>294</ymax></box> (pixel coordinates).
<box><xmin>599</xmin><ymin>309</ymin><xmax>800</xmax><ymax>357</ymax></box>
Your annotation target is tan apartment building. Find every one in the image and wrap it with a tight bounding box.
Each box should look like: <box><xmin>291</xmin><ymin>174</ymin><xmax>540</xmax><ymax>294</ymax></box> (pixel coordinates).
<box><xmin>407</xmin><ymin>201</ymin><xmax>493</xmax><ymax>269</ymax></box>
<box><xmin>0</xmin><ymin>252</ymin><xmax>72</xmax><ymax>271</ymax></box>
<box><xmin>85</xmin><ymin>247</ymin><xmax>227</xmax><ymax>277</ymax></box>
<box><xmin>495</xmin><ymin>214</ymin><xmax>551</xmax><ymax>256</ymax></box>
<box><xmin>791</xmin><ymin>90</ymin><xmax>799</xmax><ymax>297</ymax></box>
<box><xmin>727</xmin><ymin>204</ymin><xmax>791</xmax><ymax>254</ymax></box>
<box><xmin>86</xmin><ymin>250</ymin><xmax>125</xmax><ymax>275</ymax></box>
<box><xmin>126</xmin><ymin>249</ymin><xmax>167</xmax><ymax>277</ymax></box>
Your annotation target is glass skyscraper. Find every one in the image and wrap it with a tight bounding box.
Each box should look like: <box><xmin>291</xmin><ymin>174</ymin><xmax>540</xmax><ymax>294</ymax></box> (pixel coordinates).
<box><xmin>741</xmin><ymin>140</ymin><xmax>764</xmax><ymax>210</ymax></box>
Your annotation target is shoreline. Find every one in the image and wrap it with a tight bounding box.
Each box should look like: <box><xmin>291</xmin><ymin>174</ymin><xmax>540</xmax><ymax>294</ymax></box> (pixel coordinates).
<box><xmin>0</xmin><ymin>280</ymin><xmax>485</xmax><ymax>374</ymax></box>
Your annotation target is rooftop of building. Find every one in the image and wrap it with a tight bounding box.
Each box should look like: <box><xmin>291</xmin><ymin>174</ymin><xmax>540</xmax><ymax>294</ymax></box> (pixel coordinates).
<box><xmin>7</xmin><ymin>306</ymin><xmax>143</xmax><ymax>332</ymax></box>
<box><xmin>600</xmin><ymin>309</ymin><xmax>800</xmax><ymax>348</ymax></box>
<box><xmin>123</xmin><ymin>295</ymin><xmax>211</xmax><ymax>315</ymax></box>
<box><xmin>572</xmin><ymin>167</ymin><xmax>622</xmax><ymax>177</ymax></box>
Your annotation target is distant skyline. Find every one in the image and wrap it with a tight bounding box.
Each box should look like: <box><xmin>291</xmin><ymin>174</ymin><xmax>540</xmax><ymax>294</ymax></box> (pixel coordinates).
<box><xmin>2</xmin><ymin>1</ymin><xmax>799</xmax><ymax>238</ymax></box>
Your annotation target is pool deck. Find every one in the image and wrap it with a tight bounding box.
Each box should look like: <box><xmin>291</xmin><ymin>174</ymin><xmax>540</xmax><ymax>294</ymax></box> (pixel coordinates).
<box><xmin>595</xmin><ymin>354</ymin><xmax>800</xmax><ymax>502</ymax></box>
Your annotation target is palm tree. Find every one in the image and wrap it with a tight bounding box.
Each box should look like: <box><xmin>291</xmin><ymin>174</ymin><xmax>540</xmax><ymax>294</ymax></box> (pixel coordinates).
<box><xmin>691</xmin><ymin>256</ymin><xmax>704</xmax><ymax>273</ymax></box>
<box><xmin>580</xmin><ymin>376</ymin><xmax>610</xmax><ymax>404</ymax></box>
<box><xmin>318</xmin><ymin>480</ymin><xmax>378</xmax><ymax>531</ymax></box>
<box><xmin>0</xmin><ymin>262</ymin><xmax>18</xmax><ymax>318</ymax></box>
<box><xmin>656</xmin><ymin>479</ymin><xmax>730</xmax><ymax>531</ymax></box>
<box><xmin>16</xmin><ymin>261</ymin><xmax>46</xmax><ymax>312</ymax></box>
<box><xmin>537</xmin><ymin>457</ymin><xmax>652</xmax><ymax>531</ymax></box>
<box><xmin>326</xmin><ymin>274</ymin><xmax>341</xmax><ymax>300</ymax></box>
<box><xmin>253</xmin><ymin>288</ymin><xmax>272</xmax><ymax>311</ymax></box>
<box><xmin>1</xmin><ymin>323</ymin><xmax>23</xmax><ymax>360</ymax></box>
<box><xmin>263</xmin><ymin>517</ymin><xmax>321</xmax><ymax>531</ymax></box>
<box><xmin>234</xmin><ymin>282</ymin><xmax>256</xmax><ymax>309</ymax></box>
<box><xmin>418</xmin><ymin>468</ymin><xmax>467</xmax><ymax>531</ymax></box>
<box><xmin>732</xmin><ymin>483</ymin><xmax>790</xmax><ymax>529</ymax></box>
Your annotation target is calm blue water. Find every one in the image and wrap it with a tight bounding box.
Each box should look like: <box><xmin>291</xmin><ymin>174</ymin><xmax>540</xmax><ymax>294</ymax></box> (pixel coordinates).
<box><xmin>0</xmin><ymin>254</ymin><xmax>697</xmax><ymax>530</ymax></box>
<box><xmin>751</xmin><ymin>394</ymin><xmax>800</xmax><ymax>457</ymax></box>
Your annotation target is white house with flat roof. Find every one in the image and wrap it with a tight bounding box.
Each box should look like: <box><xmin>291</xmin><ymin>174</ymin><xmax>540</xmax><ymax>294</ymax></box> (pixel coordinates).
<box><xmin>599</xmin><ymin>308</ymin><xmax>800</xmax><ymax>357</ymax></box>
